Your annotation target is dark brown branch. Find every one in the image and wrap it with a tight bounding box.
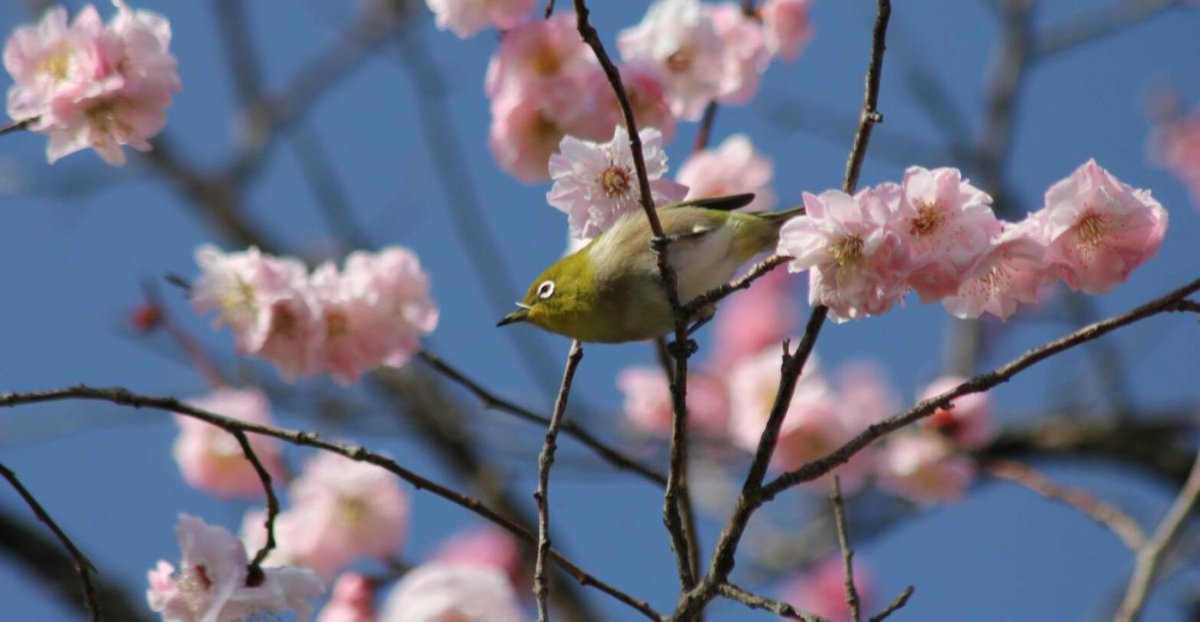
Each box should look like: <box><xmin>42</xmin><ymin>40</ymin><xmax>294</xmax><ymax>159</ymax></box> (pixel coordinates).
<box><xmin>228</xmin><ymin>429</ymin><xmax>281</xmax><ymax>578</ymax></box>
<box><xmin>682</xmin><ymin>255</ymin><xmax>791</xmax><ymax>318</ymax></box>
<box><xmin>1116</xmin><ymin>450</ymin><xmax>1200</xmax><ymax>621</ymax></box>
<box><xmin>416</xmin><ymin>351</ymin><xmax>666</xmax><ymax>486</ymax></box>
<box><xmin>0</xmin><ymin>117</ymin><xmax>35</xmax><ymax>137</ymax></box>
<box><xmin>716</xmin><ymin>583</ymin><xmax>831</xmax><ymax>622</ymax></box>
<box><xmin>0</xmin><ymin>385</ymin><xmax>661</xmax><ymax>620</ymax></box>
<box><xmin>0</xmin><ymin>462</ymin><xmax>101</xmax><ymax>622</ymax></box>
<box><xmin>534</xmin><ymin>341</ymin><xmax>585</xmax><ymax>621</ymax></box>
<box><xmin>830</xmin><ymin>478</ymin><xmax>862</xmax><ymax>622</ymax></box>
<box><xmin>692</xmin><ymin>102</ymin><xmax>720</xmax><ymax>152</ymax></box>
<box><xmin>983</xmin><ymin>458</ymin><xmax>1146</xmax><ymax>549</ymax></box>
<box><xmin>866</xmin><ymin>586</ymin><xmax>915</xmax><ymax>622</ymax></box>
<box><xmin>761</xmin><ymin>276</ymin><xmax>1200</xmax><ymax>499</ymax></box>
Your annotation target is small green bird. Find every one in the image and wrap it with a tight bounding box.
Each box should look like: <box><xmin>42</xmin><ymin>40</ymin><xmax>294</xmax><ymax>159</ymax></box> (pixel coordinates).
<box><xmin>497</xmin><ymin>194</ymin><xmax>803</xmax><ymax>343</ymax></box>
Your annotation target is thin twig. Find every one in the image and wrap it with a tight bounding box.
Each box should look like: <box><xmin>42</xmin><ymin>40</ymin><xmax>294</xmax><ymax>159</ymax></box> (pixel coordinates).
<box><xmin>692</xmin><ymin>102</ymin><xmax>720</xmax><ymax>152</ymax></box>
<box><xmin>831</xmin><ymin>478</ymin><xmax>862</xmax><ymax>622</ymax></box>
<box><xmin>1115</xmin><ymin>450</ymin><xmax>1200</xmax><ymax>621</ymax></box>
<box><xmin>534</xmin><ymin>341</ymin><xmax>585</xmax><ymax>622</ymax></box>
<box><xmin>228</xmin><ymin>429</ymin><xmax>281</xmax><ymax>579</ymax></box>
<box><xmin>761</xmin><ymin>276</ymin><xmax>1200</xmax><ymax>499</ymax></box>
<box><xmin>416</xmin><ymin>350</ymin><xmax>666</xmax><ymax>486</ymax></box>
<box><xmin>0</xmin><ymin>462</ymin><xmax>101</xmax><ymax>622</ymax></box>
<box><xmin>682</xmin><ymin>255</ymin><xmax>792</xmax><ymax>317</ymax></box>
<box><xmin>572</xmin><ymin>0</ymin><xmax>699</xmax><ymax>592</ymax></box>
<box><xmin>983</xmin><ymin>458</ymin><xmax>1146</xmax><ymax>550</ymax></box>
<box><xmin>717</xmin><ymin>583</ymin><xmax>832</xmax><ymax>622</ymax></box>
<box><xmin>866</xmin><ymin>586</ymin><xmax>915</xmax><ymax>622</ymax></box>
<box><xmin>0</xmin><ymin>385</ymin><xmax>661</xmax><ymax>620</ymax></box>
<box><xmin>0</xmin><ymin>117</ymin><xmax>35</xmax><ymax>137</ymax></box>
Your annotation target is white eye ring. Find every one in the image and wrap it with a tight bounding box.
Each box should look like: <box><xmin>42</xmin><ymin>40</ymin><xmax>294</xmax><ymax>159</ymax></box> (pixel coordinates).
<box><xmin>536</xmin><ymin>280</ymin><xmax>556</xmax><ymax>300</ymax></box>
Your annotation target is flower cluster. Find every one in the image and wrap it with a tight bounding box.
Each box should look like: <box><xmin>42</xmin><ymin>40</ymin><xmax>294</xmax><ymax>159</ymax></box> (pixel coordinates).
<box><xmin>241</xmin><ymin>451</ymin><xmax>411</xmax><ymax>581</ymax></box>
<box><xmin>3</xmin><ymin>1</ymin><xmax>180</xmax><ymax>165</ymax></box>
<box><xmin>191</xmin><ymin>245</ymin><xmax>438</xmax><ymax>384</ymax></box>
<box><xmin>147</xmin><ymin>514</ymin><xmax>323</xmax><ymax>622</ymax></box>
<box><xmin>469</xmin><ymin>0</ymin><xmax>811</xmax><ymax>182</ymax></box>
<box><xmin>619</xmin><ymin>269</ymin><xmax>997</xmax><ymax>504</ymax></box>
<box><xmin>779</xmin><ymin>161</ymin><xmax>1169</xmax><ymax>322</ymax></box>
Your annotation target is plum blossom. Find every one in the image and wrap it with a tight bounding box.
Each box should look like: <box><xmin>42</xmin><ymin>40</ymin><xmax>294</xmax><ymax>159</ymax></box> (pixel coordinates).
<box><xmin>919</xmin><ymin>376</ymin><xmax>995</xmax><ymax>450</ymax></box>
<box><xmin>488</xmin><ymin>92</ymin><xmax>582</xmax><ymax>184</ymax></box>
<box><xmin>1039</xmin><ymin>159</ymin><xmax>1168</xmax><ymax>295</ymax></box>
<box><xmin>705</xmin><ymin>3</ymin><xmax>771</xmax><ymax>106</ymax></box>
<box><xmin>431</xmin><ymin>526</ymin><xmax>523</xmax><ymax>588</ymax></box>
<box><xmin>728</xmin><ymin>346</ymin><xmax>873</xmax><ymax>492</ymax></box>
<box><xmin>780</xmin><ymin>556</ymin><xmax>874</xmax><ymax>622</ymax></box>
<box><xmin>258</xmin><ymin>451</ymin><xmax>410</xmax><ymax>580</ymax></box>
<box><xmin>585</xmin><ymin>63</ymin><xmax>676</xmax><ymax>143</ymax></box>
<box><xmin>711</xmin><ymin>267</ymin><xmax>796</xmax><ymax>371</ymax></box>
<box><xmin>547</xmin><ymin>125</ymin><xmax>688</xmax><ymax>238</ymax></box>
<box><xmin>876</xmin><ymin>432</ymin><xmax>974</xmax><ymax>506</ymax></box>
<box><xmin>941</xmin><ymin>218</ymin><xmax>1050</xmax><ymax>321</ymax></box>
<box><xmin>617</xmin><ymin>0</ymin><xmax>727</xmax><ymax>121</ymax></box>
<box><xmin>4</xmin><ymin>2</ymin><xmax>180</xmax><ymax>165</ymax></box>
<box><xmin>316</xmin><ymin>574</ymin><xmax>376</xmax><ymax>622</ymax></box>
<box><xmin>192</xmin><ymin>245</ymin><xmax>437</xmax><ymax>384</ymax></box>
<box><xmin>191</xmin><ymin>245</ymin><xmax>321</xmax><ymax>380</ymax></box>
<box><xmin>424</xmin><ymin>0</ymin><xmax>534</xmax><ymax>39</ymax></box>
<box><xmin>146</xmin><ymin>514</ymin><xmax>323</xmax><ymax>622</ymax></box>
<box><xmin>617</xmin><ymin>366</ymin><xmax>730</xmax><ymax>438</ymax></box>
<box><xmin>895</xmin><ymin>166</ymin><xmax>1000</xmax><ymax>302</ymax></box>
<box><xmin>778</xmin><ymin>186</ymin><xmax>911</xmax><ymax>322</ymax></box>
<box><xmin>485</xmin><ymin>14</ymin><xmax>591</xmax><ymax>101</ymax></box>
<box><xmin>676</xmin><ymin>133</ymin><xmax>777</xmax><ymax>212</ymax></box>
<box><xmin>174</xmin><ymin>388</ymin><xmax>283</xmax><ymax>499</ymax></box>
<box><xmin>761</xmin><ymin>0</ymin><xmax>814</xmax><ymax>63</ymax></box>
<box><xmin>379</xmin><ymin>563</ymin><xmax>526</xmax><ymax>622</ymax></box>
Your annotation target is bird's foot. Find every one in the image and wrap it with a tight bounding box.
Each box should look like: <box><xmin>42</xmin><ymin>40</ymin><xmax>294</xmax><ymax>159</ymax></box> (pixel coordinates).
<box><xmin>666</xmin><ymin>337</ymin><xmax>699</xmax><ymax>358</ymax></box>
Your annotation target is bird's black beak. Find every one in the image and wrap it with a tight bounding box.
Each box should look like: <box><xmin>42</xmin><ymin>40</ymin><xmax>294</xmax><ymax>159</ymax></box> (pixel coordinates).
<box><xmin>496</xmin><ymin>307</ymin><xmax>529</xmax><ymax>327</ymax></box>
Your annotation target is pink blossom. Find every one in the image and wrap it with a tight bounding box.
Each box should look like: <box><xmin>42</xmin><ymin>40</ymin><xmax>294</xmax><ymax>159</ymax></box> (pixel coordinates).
<box><xmin>173</xmin><ymin>387</ymin><xmax>283</xmax><ymax>499</ymax></box>
<box><xmin>488</xmin><ymin>91</ymin><xmax>579</xmax><ymax>183</ymax></box>
<box><xmin>191</xmin><ymin>245</ymin><xmax>322</xmax><ymax>380</ymax></box>
<box><xmin>876</xmin><ymin>432</ymin><xmax>974</xmax><ymax>506</ymax></box>
<box><xmin>424</xmin><ymin>0</ymin><xmax>535</xmax><ymax>38</ymax></box>
<box><xmin>896</xmin><ymin>166</ymin><xmax>1000</xmax><ymax>302</ymax></box>
<box><xmin>315</xmin><ymin>247</ymin><xmax>439</xmax><ymax>383</ymax></box>
<box><xmin>761</xmin><ymin>0</ymin><xmax>814</xmax><ymax>63</ymax></box>
<box><xmin>4</xmin><ymin>2</ymin><xmax>180</xmax><ymax>165</ymax></box>
<box><xmin>379</xmin><ymin>563</ymin><xmax>526</xmax><ymax>622</ymax></box>
<box><xmin>146</xmin><ymin>514</ymin><xmax>323</xmax><ymax>622</ymax></box>
<box><xmin>485</xmin><ymin>13</ymin><xmax>592</xmax><ymax>101</ymax></box>
<box><xmin>547</xmin><ymin>125</ymin><xmax>689</xmax><ymax>238</ymax></box>
<box><xmin>276</xmin><ymin>452</ymin><xmax>410</xmax><ymax>580</ymax></box>
<box><xmin>919</xmin><ymin>376</ymin><xmax>995</xmax><ymax>450</ymax></box>
<box><xmin>585</xmin><ymin>62</ymin><xmax>676</xmax><ymax>143</ymax></box>
<box><xmin>617</xmin><ymin>366</ymin><xmax>730</xmax><ymax>439</ymax></box>
<box><xmin>1039</xmin><ymin>159</ymin><xmax>1169</xmax><ymax>295</ymax></box>
<box><xmin>676</xmin><ymin>133</ymin><xmax>776</xmax><ymax>212</ymax></box>
<box><xmin>780</xmin><ymin>556</ymin><xmax>874</xmax><ymax>622</ymax></box>
<box><xmin>1148</xmin><ymin>108</ymin><xmax>1200</xmax><ymax>206</ymax></box>
<box><xmin>710</xmin><ymin>267</ymin><xmax>795</xmax><ymax>371</ymax></box>
<box><xmin>316</xmin><ymin>574</ymin><xmax>376</xmax><ymax>622</ymax></box>
<box><xmin>728</xmin><ymin>346</ymin><xmax>873</xmax><ymax>491</ymax></box>
<box><xmin>940</xmin><ymin>218</ymin><xmax>1050</xmax><ymax>321</ymax></box>
<box><xmin>431</xmin><ymin>526</ymin><xmax>522</xmax><ymax>588</ymax></box>
<box><xmin>778</xmin><ymin>186</ymin><xmax>911</xmax><ymax>322</ymax></box>
<box><xmin>705</xmin><ymin>3</ymin><xmax>771</xmax><ymax>106</ymax></box>
<box><xmin>617</xmin><ymin>0</ymin><xmax>727</xmax><ymax>121</ymax></box>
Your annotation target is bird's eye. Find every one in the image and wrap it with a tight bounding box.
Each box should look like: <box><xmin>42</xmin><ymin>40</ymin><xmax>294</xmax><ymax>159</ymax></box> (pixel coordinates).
<box><xmin>536</xmin><ymin>280</ymin><xmax>556</xmax><ymax>300</ymax></box>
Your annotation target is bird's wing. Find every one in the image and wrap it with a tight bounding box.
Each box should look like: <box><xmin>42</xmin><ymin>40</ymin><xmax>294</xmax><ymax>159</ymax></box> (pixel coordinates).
<box><xmin>664</xmin><ymin>193</ymin><xmax>756</xmax><ymax>212</ymax></box>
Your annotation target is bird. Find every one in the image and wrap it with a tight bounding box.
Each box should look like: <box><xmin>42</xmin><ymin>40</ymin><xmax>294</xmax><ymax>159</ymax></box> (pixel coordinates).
<box><xmin>497</xmin><ymin>193</ymin><xmax>803</xmax><ymax>343</ymax></box>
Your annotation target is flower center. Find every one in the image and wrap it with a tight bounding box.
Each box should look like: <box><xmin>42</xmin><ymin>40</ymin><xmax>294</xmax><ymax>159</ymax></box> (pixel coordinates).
<box><xmin>830</xmin><ymin>235</ymin><xmax>865</xmax><ymax>267</ymax></box>
<box><xmin>665</xmin><ymin>47</ymin><xmax>693</xmax><ymax>73</ymax></box>
<box><xmin>1076</xmin><ymin>211</ymin><xmax>1108</xmax><ymax>246</ymax></box>
<box><xmin>37</xmin><ymin>43</ymin><xmax>72</xmax><ymax>81</ymax></box>
<box><xmin>326</xmin><ymin>309</ymin><xmax>349</xmax><ymax>339</ymax></box>
<box><xmin>909</xmin><ymin>202</ymin><xmax>944</xmax><ymax>237</ymax></box>
<box><xmin>599</xmin><ymin>165</ymin><xmax>632</xmax><ymax>198</ymax></box>
<box><xmin>530</xmin><ymin>43</ymin><xmax>562</xmax><ymax>76</ymax></box>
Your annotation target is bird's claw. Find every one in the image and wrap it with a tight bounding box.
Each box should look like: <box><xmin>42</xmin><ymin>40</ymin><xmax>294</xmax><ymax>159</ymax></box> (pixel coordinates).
<box><xmin>666</xmin><ymin>338</ymin><xmax>699</xmax><ymax>358</ymax></box>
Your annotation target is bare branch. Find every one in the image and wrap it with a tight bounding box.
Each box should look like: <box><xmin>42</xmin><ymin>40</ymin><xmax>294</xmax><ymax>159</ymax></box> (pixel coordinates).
<box><xmin>831</xmin><ymin>478</ymin><xmax>862</xmax><ymax>622</ymax></box>
<box><xmin>1116</xmin><ymin>450</ymin><xmax>1200</xmax><ymax>621</ymax></box>
<box><xmin>0</xmin><ymin>117</ymin><xmax>35</xmax><ymax>137</ymax></box>
<box><xmin>866</xmin><ymin>586</ymin><xmax>915</xmax><ymax>622</ymax></box>
<box><xmin>0</xmin><ymin>462</ymin><xmax>101</xmax><ymax>622</ymax></box>
<box><xmin>534</xmin><ymin>341</ymin><xmax>585</xmax><ymax>621</ymax></box>
<box><xmin>717</xmin><ymin>583</ymin><xmax>832</xmax><ymax>622</ymax></box>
